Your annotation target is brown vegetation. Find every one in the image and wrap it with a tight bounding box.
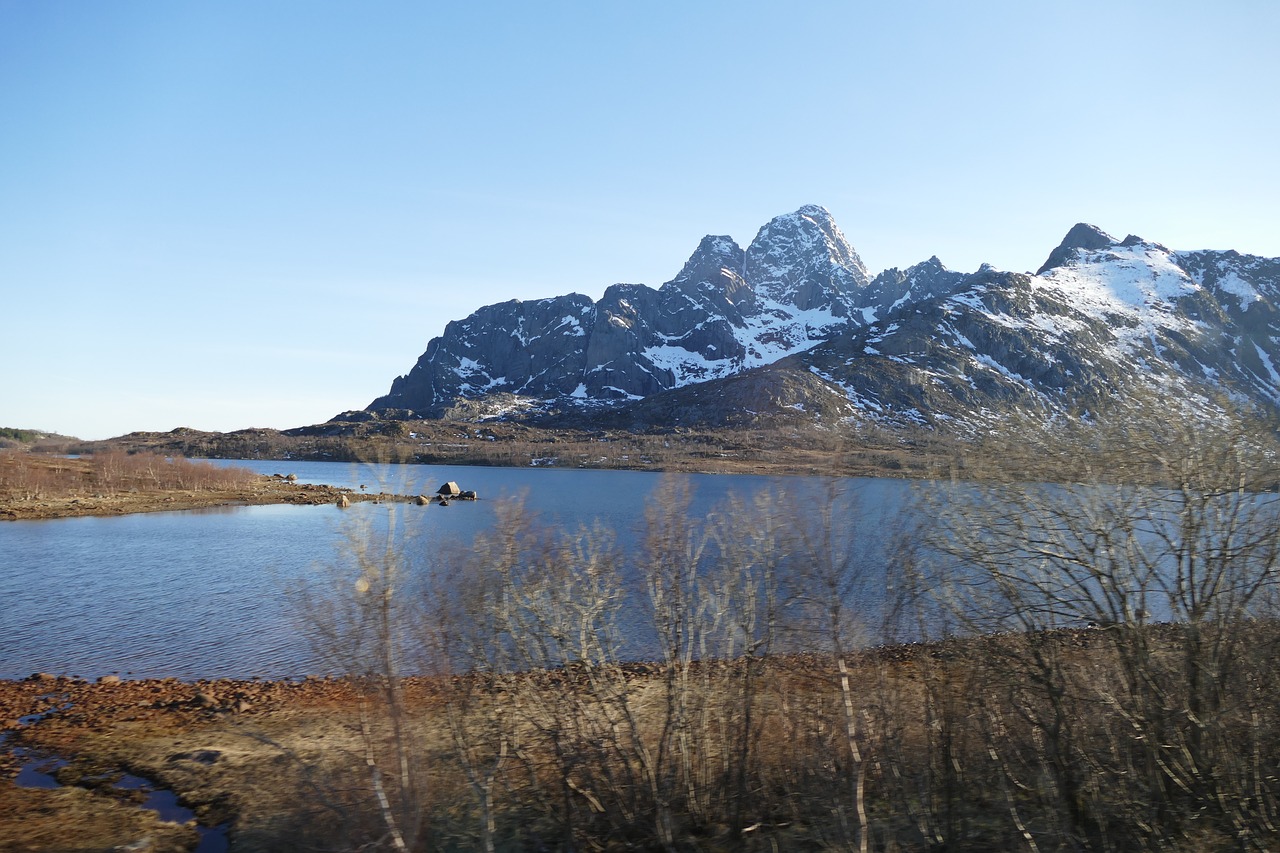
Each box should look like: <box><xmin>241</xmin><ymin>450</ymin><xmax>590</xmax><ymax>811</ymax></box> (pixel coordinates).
<box><xmin>64</xmin><ymin>419</ymin><xmax>953</xmax><ymax>479</ymax></box>
<box><xmin>0</xmin><ymin>452</ymin><xmax>400</xmax><ymax>520</ymax></box>
<box><xmin>5</xmin><ymin>623</ymin><xmax>1277</xmax><ymax>852</ymax></box>
<box><xmin>0</xmin><ymin>451</ymin><xmax>257</xmax><ymax>500</ymax></box>
<box><xmin>267</xmin><ymin>400</ymin><xmax>1280</xmax><ymax>851</ymax></box>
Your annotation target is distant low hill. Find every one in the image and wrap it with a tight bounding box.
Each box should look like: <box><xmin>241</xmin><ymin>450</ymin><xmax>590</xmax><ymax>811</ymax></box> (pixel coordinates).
<box><xmin>0</xmin><ymin>427</ymin><xmax>77</xmax><ymax>450</ymax></box>
<box><xmin>70</xmin><ymin>418</ymin><xmax>943</xmax><ymax>480</ymax></box>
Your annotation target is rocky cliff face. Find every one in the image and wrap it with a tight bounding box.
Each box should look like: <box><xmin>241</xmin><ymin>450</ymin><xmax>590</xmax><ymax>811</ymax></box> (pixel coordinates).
<box><xmin>786</xmin><ymin>226</ymin><xmax>1280</xmax><ymax>431</ymax></box>
<box><xmin>365</xmin><ymin>209</ymin><xmax>1280</xmax><ymax>432</ymax></box>
<box><xmin>368</xmin><ymin>205</ymin><xmax>874</xmax><ymax>415</ymax></box>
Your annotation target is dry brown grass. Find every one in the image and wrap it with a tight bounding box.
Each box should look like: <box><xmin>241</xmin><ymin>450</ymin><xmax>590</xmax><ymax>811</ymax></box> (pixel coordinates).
<box><xmin>0</xmin><ymin>452</ymin><xmax>258</xmax><ymax>501</ymax></box>
<box><xmin>0</xmin><ymin>452</ymin><xmax>397</xmax><ymax>520</ymax></box>
<box><xmin>6</xmin><ymin>628</ymin><xmax>1275</xmax><ymax>852</ymax></box>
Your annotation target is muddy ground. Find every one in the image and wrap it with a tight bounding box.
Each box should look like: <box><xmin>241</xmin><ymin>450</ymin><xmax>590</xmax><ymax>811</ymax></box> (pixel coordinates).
<box><xmin>0</xmin><ymin>674</ymin><xmax>432</xmax><ymax>852</ymax></box>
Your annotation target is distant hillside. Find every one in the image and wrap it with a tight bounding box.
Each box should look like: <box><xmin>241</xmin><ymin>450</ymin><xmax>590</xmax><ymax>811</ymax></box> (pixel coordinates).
<box><xmin>72</xmin><ymin>418</ymin><xmax>947</xmax><ymax>481</ymax></box>
<box><xmin>0</xmin><ymin>427</ymin><xmax>77</xmax><ymax>451</ymax></box>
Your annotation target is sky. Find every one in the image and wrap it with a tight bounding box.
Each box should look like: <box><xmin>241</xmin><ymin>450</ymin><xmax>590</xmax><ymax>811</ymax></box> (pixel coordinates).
<box><xmin>3</xmin><ymin>1</ymin><xmax>1278</xmax><ymax>440</ymax></box>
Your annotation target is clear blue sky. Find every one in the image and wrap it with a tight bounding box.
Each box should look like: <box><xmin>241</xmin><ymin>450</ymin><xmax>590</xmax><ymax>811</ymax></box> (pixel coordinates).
<box><xmin>3</xmin><ymin>1</ymin><xmax>1277</xmax><ymax>440</ymax></box>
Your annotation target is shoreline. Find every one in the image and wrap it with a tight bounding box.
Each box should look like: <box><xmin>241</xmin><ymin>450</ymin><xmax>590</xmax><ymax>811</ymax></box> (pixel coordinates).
<box><xmin>0</xmin><ymin>475</ymin><xmax>419</xmax><ymax>521</ymax></box>
<box><xmin>0</xmin><ymin>672</ymin><xmax>402</xmax><ymax>852</ymax></box>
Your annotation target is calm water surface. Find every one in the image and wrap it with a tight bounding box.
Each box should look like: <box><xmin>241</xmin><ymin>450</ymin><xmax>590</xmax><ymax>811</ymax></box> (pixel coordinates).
<box><xmin>0</xmin><ymin>462</ymin><xmax>906</xmax><ymax>680</ymax></box>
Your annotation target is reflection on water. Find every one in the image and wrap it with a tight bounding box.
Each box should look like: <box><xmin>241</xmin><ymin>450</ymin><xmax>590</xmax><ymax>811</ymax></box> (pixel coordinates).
<box><xmin>10</xmin><ymin>744</ymin><xmax>230</xmax><ymax>851</ymax></box>
<box><xmin>178</xmin><ymin>503</ymin><xmax>250</xmax><ymax>515</ymax></box>
<box><xmin>13</xmin><ymin>749</ymin><xmax>68</xmax><ymax>788</ymax></box>
<box><xmin>0</xmin><ymin>462</ymin><xmax>905</xmax><ymax>680</ymax></box>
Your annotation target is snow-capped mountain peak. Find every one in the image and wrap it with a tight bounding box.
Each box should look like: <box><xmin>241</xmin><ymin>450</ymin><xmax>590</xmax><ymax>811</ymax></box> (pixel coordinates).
<box><xmin>1037</xmin><ymin>222</ymin><xmax>1118</xmax><ymax>274</ymax></box>
<box><xmin>364</xmin><ymin>209</ymin><xmax>1280</xmax><ymax>432</ymax></box>
<box><xmin>745</xmin><ymin>204</ymin><xmax>869</xmax><ymax>311</ymax></box>
<box><xmin>1038</xmin><ymin>239</ymin><xmax>1197</xmax><ymax>314</ymax></box>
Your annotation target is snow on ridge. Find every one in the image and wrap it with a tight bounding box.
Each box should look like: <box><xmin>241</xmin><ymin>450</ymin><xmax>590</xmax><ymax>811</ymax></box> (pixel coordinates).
<box><xmin>974</xmin><ymin>353</ymin><xmax>1033</xmax><ymax>388</ymax></box>
<box><xmin>554</xmin><ymin>314</ymin><xmax>586</xmax><ymax>336</ymax></box>
<box><xmin>1026</xmin><ymin>311</ymin><xmax>1083</xmax><ymax>338</ymax></box>
<box><xmin>638</xmin><ymin>296</ymin><xmax>844</xmax><ymax>390</ymax></box>
<box><xmin>601</xmin><ymin>386</ymin><xmax>643</xmax><ymax>400</ymax></box>
<box><xmin>1039</xmin><ymin>243</ymin><xmax>1197</xmax><ymax>310</ymax></box>
<box><xmin>707</xmin><ymin>236</ymin><xmax>739</xmax><ymax>255</ymax></box>
<box><xmin>455</xmin><ymin>356</ymin><xmax>489</xmax><ymax>379</ymax></box>
<box><xmin>1253</xmin><ymin>343</ymin><xmax>1280</xmax><ymax>388</ymax></box>
<box><xmin>642</xmin><ymin>343</ymin><xmax>737</xmax><ymax>386</ymax></box>
<box><xmin>747</xmin><ymin>207</ymin><xmax>864</xmax><ymax>290</ymax></box>
<box><xmin>734</xmin><ymin>298</ymin><xmax>841</xmax><ymax>364</ymax></box>
<box><xmin>1033</xmin><ymin>242</ymin><xmax>1199</xmax><ymax>357</ymax></box>
<box><xmin>1211</xmin><ymin>271</ymin><xmax>1262</xmax><ymax>313</ymax></box>
<box><xmin>943</xmin><ymin>288</ymin><xmax>1080</xmax><ymax>340</ymax></box>
<box><xmin>866</xmin><ymin>322</ymin><xmax>900</xmax><ymax>344</ymax></box>
<box><xmin>947</xmin><ymin>291</ymin><xmax>985</xmax><ymax>312</ymax></box>
<box><xmin>949</xmin><ymin>325</ymin><xmax>977</xmax><ymax>352</ymax></box>
<box><xmin>809</xmin><ymin>366</ymin><xmax>883</xmax><ymax>414</ymax></box>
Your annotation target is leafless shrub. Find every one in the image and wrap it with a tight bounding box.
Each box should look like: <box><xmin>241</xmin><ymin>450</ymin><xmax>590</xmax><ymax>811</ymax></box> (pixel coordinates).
<box><xmin>282</xmin><ymin>402</ymin><xmax>1280</xmax><ymax>851</ymax></box>
<box><xmin>918</xmin><ymin>398</ymin><xmax>1280</xmax><ymax>850</ymax></box>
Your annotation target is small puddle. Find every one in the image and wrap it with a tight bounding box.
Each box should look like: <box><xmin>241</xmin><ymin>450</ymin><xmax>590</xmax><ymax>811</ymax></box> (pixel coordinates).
<box><xmin>13</xmin><ymin>748</ymin><xmax>68</xmax><ymax>788</ymax></box>
<box><xmin>5</xmin><ymin>707</ymin><xmax>228</xmax><ymax>852</ymax></box>
<box><xmin>112</xmin><ymin>771</ymin><xmax>229</xmax><ymax>853</ymax></box>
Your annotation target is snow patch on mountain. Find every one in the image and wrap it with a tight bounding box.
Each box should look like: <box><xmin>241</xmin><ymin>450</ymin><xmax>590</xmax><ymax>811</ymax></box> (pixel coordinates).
<box><xmin>1202</xmin><ymin>265</ymin><xmax>1264</xmax><ymax>313</ymax></box>
<box><xmin>1038</xmin><ymin>243</ymin><xmax>1197</xmax><ymax>312</ymax></box>
<box><xmin>1254</xmin><ymin>344</ymin><xmax>1280</xmax><ymax>386</ymax></box>
<box><xmin>734</xmin><ymin>299</ymin><xmax>844</xmax><ymax>364</ymax></box>
<box><xmin>1033</xmin><ymin>242</ymin><xmax>1202</xmax><ymax>362</ymax></box>
<box><xmin>642</xmin><ymin>343</ymin><xmax>736</xmax><ymax>385</ymax></box>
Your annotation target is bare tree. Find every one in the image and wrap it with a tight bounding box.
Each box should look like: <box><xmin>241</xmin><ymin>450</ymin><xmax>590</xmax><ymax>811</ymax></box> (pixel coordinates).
<box><xmin>707</xmin><ymin>487</ymin><xmax>789</xmax><ymax>844</ymax></box>
<box><xmin>634</xmin><ymin>474</ymin><xmax>720</xmax><ymax>846</ymax></box>
<box><xmin>920</xmin><ymin>398</ymin><xmax>1280</xmax><ymax>850</ymax></box>
<box><xmin>785</xmin><ymin>477</ymin><xmax>882</xmax><ymax>853</ymax></box>
<box><xmin>292</xmin><ymin>470</ymin><xmax>429</xmax><ymax>852</ymax></box>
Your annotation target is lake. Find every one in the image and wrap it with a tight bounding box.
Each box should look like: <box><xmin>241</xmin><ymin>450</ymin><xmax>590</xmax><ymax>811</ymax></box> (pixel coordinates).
<box><xmin>0</xmin><ymin>462</ymin><xmax>908</xmax><ymax>680</ymax></box>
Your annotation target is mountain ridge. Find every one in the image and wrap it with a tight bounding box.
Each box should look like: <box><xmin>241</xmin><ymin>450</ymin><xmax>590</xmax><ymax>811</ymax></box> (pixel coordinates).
<box><xmin>362</xmin><ymin>207</ymin><xmax>1280</xmax><ymax>433</ymax></box>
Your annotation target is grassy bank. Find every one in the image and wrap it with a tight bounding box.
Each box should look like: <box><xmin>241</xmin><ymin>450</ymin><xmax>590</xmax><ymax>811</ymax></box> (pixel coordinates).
<box><xmin>0</xmin><ymin>453</ymin><xmax>407</xmax><ymax>520</ymax></box>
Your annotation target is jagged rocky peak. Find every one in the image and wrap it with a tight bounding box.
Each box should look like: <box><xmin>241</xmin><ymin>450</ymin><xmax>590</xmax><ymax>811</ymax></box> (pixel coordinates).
<box><xmin>903</xmin><ymin>255</ymin><xmax>956</xmax><ymax>282</ymax></box>
<box><xmin>667</xmin><ymin>234</ymin><xmax>748</xmax><ymax>293</ymax></box>
<box><xmin>673</xmin><ymin>235</ymin><xmax>745</xmax><ymax>278</ymax></box>
<box><xmin>862</xmin><ymin>255</ymin><xmax>966</xmax><ymax>317</ymax></box>
<box><xmin>657</xmin><ymin>235</ymin><xmax>756</xmax><ymax>324</ymax></box>
<box><xmin>1037</xmin><ymin>223</ymin><xmax>1118</xmax><ymax>274</ymax></box>
<box><xmin>878</xmin><ymin>254</ymin><xmax>947</xmax><ymax>277</ymax></box>
<box><xmin>745</xmin><ymin>204</ymin><xmax>870</xmax><ymax>311</ymax></box>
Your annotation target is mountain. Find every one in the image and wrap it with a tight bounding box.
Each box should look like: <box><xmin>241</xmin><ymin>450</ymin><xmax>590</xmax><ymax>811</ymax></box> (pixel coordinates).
<box><xmin>362</xmin><ymin>208</ymin><xmax>1280</xmax><ymax>432</ymax></box>
<box><xmin>367</xmin><ymin>206</ymin><xmax>867</xmax><ymax>413</ymax></box>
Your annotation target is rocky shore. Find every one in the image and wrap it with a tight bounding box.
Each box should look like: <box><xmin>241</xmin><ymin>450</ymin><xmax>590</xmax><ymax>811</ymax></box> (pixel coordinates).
<box><xmin>0</xmin><ymin>673</ymin><xmax>440</xmax><ymax>852</ymax></box>
<box><xmin>1</xmin><ymin>653</ymin><xmax>903</xmax><ymax>853</ymax></box>
<box><xmin>0</xmin><ymin>629</ymin><xmax>1222</xmax><ymax>852</ymax></box>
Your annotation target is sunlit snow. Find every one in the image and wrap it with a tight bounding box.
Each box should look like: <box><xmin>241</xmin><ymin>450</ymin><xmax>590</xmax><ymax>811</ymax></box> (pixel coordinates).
<box><xmin>1204</xmin><ymin>265</ymin><xmax>1264</xmax><ymax>313</ymax></box>
<box><xmin>1253</xmin><ymin>343</ymin><xmax>1280</xmax><ymax>389</ymax></box>
<box><xmin>1033</xmin><ymin>242</ymin><xmax>1201</xmax><ymax>360</ymax></box>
